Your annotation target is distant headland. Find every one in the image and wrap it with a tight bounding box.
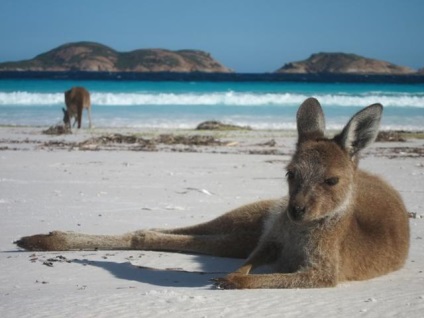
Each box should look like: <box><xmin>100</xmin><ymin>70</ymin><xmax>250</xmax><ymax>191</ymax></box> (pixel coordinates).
<box><xmin>275</xmin><ymin>52</ymin><xmax>416</xmax><ymax>75</ymax></box>
<box><xmin>0</xmin><ymin>42</ymin><xmax>423</xmax><ymax>80</ymax></box>
<box><xmin>0</xmin><ymin>42</ymin><xmax>232</xmax><ymax>73</ymax></box>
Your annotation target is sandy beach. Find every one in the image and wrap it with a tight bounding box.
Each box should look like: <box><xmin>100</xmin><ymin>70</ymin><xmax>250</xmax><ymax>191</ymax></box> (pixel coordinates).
<box><xmin>0</xmin><ymin>126</ymin><xmax>423</xmax><ymax>317</ymax></box>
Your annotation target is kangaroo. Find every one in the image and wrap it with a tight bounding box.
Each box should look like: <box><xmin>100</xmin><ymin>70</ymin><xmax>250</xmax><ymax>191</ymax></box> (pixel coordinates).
<box><xmin>16</xmin><ymin>98</ymin><xmax>410</xmax><ymax>289</ymax></box>
<box><xmin>63</xmin><ymin>86</ymin><xmax>92</xmax><ymax>129</ymax></box>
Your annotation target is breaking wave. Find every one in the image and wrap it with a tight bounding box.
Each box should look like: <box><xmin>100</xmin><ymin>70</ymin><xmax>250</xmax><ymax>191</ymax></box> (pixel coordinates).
<box><xmin>1</xmin><ymin>91</ymin><xmax>423</xmax><ymax>108</ymax></box>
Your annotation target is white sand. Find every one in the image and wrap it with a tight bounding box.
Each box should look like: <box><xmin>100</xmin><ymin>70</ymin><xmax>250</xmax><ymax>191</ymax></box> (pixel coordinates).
<box><xmin>0</xmin><ymin>127</ymin><xmax>423</xmax><ymax>317</ymax></box>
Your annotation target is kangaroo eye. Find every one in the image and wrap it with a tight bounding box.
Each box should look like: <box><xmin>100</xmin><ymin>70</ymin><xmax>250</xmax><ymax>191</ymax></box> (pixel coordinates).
<box><xmin>286</xmin><ymin>171</ymin><xmax>295</xmax><ymax>180</ymax></box>
<box><xmin>325</xmin><ymin>177</ymin><xmax>339</xmax><ymax>186</ymax></box>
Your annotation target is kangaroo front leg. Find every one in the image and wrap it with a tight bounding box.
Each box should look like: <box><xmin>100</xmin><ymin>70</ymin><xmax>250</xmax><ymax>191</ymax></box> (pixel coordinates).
<box><xmin>214</xmin><ymin>269</ymin><xmax>338</xmax><ymax>289</ymax></box>
<box><xmin>87</xmin><ymin>107</ymin><xmax>92</xmax><ymax>128</ymax></box>
<box><xmin>233</xmin><ymin>241</ymin><xmax>281</xmax><ymax>275</ymax></box>
<box><xmin>214</xmin><ymin>244</ymin><xmax>339</xmax><ymax>289</ymax></box>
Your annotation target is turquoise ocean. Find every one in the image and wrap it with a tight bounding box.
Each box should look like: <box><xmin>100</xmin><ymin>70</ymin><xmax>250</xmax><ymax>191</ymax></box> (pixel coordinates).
<box><xmin>0</xmin><ymin>79</ymin><xmax>423</xmax><ymax>131</ymax></box>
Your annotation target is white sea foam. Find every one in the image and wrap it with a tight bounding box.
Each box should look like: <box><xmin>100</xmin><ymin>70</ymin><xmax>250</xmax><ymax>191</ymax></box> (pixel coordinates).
<box><xmin>1</xmin><ymin>91</ymin><xmax>423</xmax><ymax>108</ymax></box>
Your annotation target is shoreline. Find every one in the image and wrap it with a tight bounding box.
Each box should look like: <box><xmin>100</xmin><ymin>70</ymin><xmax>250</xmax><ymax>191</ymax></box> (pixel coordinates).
<box><xmin>2</xmin><ymin>70</ymin><xmax>424</xmax><ymax>83</ymax></box>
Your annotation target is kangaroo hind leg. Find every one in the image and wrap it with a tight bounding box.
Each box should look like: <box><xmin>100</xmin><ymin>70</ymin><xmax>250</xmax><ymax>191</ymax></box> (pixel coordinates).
<box><xmin>15</xmin><ymin>231</ymin><xmax>133</xmax><ymax>251</ymax></box>
<box><xmin>15</xmin><ymin>200</ymin><xmax>275</xmax><ymax>257</ymax></box>
<box><xmin>147</xmin><ymin>200</ymin><xmax>275</xmax><ymax>258</ymax></box>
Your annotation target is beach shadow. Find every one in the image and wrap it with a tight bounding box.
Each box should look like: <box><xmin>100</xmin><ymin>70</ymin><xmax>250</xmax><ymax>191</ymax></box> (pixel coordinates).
<box><xmin>72</xmin><ymin>254</ymin><xmax>243</xmax><ymax>288</ymax></box>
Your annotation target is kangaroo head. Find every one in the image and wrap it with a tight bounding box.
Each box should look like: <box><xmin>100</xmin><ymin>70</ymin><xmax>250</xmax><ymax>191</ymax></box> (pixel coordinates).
<box><xmin>64</xmin><ymin>89</ymin><xmax>71</xmax><ymax>99</ymax></box>
<box><xmin>286</xmin><ymin>97</ymin><xmax>382</xmax><ymax>223</ymax></box>
<box><xmin>62</xmin><ymin>107</ymin><xmax>70</xmax><ymax>127</ymax></box>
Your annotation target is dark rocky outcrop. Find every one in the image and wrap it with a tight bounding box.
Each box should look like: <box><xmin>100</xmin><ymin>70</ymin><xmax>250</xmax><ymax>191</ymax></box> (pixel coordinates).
<box><xmin>196</xmin><ymin>121</ymin><xmax>252</xmax><ymax>131</ymax></box>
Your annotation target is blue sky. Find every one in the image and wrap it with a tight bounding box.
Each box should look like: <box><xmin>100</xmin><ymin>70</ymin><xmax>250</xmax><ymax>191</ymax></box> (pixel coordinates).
<box><xmin>0</xmin><ymin>0</ymin><xmax>422</xmax><ymax>72</ymax></box>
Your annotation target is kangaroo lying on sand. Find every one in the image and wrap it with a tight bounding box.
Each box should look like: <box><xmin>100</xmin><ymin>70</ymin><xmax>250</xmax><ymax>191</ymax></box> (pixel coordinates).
<box><xmin>16</xmin><ymin>98</ymin><xmax>410</xmax><ymax>289</ymax></box>
<box><xmin>63</xmin><ymin>86</ymin><xmax>92</xmax><ymax>129</ymax></box>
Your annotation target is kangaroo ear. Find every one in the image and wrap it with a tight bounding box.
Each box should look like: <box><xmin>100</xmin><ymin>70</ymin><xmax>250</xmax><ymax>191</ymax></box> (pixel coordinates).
<box><xmin>297</xmin><ymin>97</ymin><xmax>325</xmax><ymax>143</ymax></box>
<box><xmin>334</xmin><ymin>104</ymin><xmax>383</xmax><ymax>158</ymax></box>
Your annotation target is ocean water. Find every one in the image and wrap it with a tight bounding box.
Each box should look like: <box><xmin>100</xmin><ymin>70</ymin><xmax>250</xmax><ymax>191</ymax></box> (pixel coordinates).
<box><xmin>0</xmin><ymin>79</ymin><xmax>423</xmax><ymax>131</ymax></box>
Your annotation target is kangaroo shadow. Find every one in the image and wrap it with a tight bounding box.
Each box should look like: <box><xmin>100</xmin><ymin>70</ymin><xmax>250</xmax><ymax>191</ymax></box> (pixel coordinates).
<box><xmin>72</xmin><ymin>254</ymin><xmax>244</xmax><ymax>288</ymax></box>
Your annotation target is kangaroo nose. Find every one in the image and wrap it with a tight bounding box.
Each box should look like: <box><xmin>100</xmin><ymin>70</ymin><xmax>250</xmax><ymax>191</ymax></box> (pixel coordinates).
<box><xmin>289</xmin><ymin>205</ymin><xmax>306</xmax><ymax>221</ymax></box>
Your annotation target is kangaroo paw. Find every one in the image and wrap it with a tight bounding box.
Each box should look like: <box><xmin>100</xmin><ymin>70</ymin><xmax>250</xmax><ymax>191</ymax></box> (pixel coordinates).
<box><xmin>15</xmin><ymin>231</ymin><xmax>69</xmax><ymax>251</ymax></box>
<box><xmin>211</xmin><ymin>274</ymin><xmax>244</xmax><ymax>289</ymax></box>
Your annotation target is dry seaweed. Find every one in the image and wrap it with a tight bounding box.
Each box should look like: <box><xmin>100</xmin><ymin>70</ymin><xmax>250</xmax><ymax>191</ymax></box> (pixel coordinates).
<box><xmin>42</xmin><ymin>125</ymin><xmax>72</xmax><ymax>135</ymax></box>
<box><xmin>156</xmin><ymin>134</ymin><xmax>223</xmax><ymax>146</ymax></box>
<box><xmin>376</xmin><ymin>131</ymin><xmax>406</xmax><ymax>142</ymax></box>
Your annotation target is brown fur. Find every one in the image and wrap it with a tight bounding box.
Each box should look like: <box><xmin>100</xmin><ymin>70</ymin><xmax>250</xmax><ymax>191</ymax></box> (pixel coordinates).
<box><xmin>63</xmin><ymin>86</ymin><xmax>92</xmax><ymax>129</ymax></box>
<box><xmin>16</xmin><ymin>98</ymin><xmax>410</xmax><ymax>289</ymax></box>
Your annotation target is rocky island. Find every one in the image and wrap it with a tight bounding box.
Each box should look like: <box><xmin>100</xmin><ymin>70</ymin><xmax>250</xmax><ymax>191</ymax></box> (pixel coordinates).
<box><xmin>0</xmin><ymin>42</ymin><xmax>232</xmax><ymax>73</ymax></box>
<box><xmin>0</xmin><ymin>44</ymin><xmax>422</xmax><ymax>82</ymax></box>
<box><xmin>275</xmin><ymin>52</ymin><xmax>415</xmax><ymax>74</ymax></box>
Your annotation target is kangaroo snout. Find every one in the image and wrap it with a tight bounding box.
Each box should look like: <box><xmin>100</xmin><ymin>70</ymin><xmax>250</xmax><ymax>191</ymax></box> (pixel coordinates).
<box><xmin>288</xmin><ymin>204</ymin><xmax>306</xmax><ymax>221</ymax></box>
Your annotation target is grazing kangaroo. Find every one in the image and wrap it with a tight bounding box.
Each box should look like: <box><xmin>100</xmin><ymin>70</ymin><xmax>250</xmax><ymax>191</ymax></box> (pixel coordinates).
<box><xmin>63</xmin><ymin>86</ymin><xmax>92</xmax><ymax>129</ymax></box>
<box><xmin>16</xmin><ymin>98</ymin><xmax>410</xmax><ymax>289</ymax></box>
